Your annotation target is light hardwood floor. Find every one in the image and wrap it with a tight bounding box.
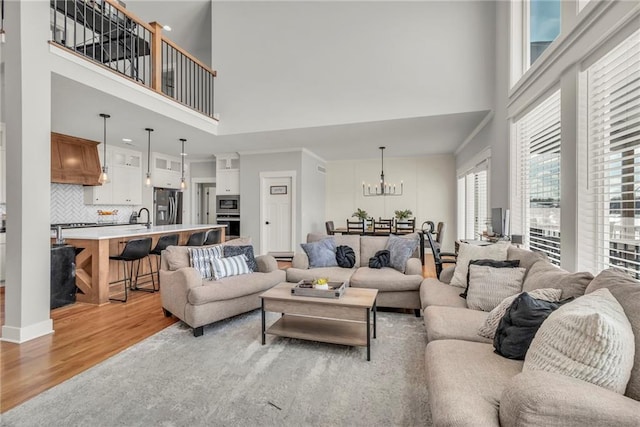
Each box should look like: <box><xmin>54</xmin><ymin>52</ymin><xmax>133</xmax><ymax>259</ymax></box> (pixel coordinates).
<box><xmin>0</xmin><ymin>257</ymin><xmax>437</xmax><ymax>413</ymax></box>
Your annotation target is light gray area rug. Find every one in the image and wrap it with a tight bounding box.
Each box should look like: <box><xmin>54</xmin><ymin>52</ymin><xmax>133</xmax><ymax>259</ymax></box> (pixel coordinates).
<box><xmin>2</xmin><ymin>310</ymin><xmax>431</xmax><ymax>426</ymax></box>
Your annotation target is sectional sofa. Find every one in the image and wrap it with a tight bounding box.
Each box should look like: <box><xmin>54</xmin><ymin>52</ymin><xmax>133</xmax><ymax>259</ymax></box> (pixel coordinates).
<box><xmin>420</xmin><ymin>246</ymin><xmax>640</xmax><ymax>426</ymax></box>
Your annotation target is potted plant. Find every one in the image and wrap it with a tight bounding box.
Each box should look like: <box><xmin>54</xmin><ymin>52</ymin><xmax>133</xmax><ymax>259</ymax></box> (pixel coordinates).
<box><xmin>352</xmin><ymin>208</ymin><xmax>369</xmax><ymax>221</ymax></box>
<box><xmin>394</xmin><ymin>209</ymin><xmax>413</xmax><ymax>220</ymax></box>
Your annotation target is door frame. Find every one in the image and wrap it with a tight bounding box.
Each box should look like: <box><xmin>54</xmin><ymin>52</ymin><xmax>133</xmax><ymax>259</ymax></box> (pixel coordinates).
<box><xmin>191</xmin><ymin>177</ymin><xmax>216</xmax><ymax>224</ymax></box>
<box><xmin>259</xmin><ymin>170</ymin><xmax>297</xmax><ymax>255</ymax></box>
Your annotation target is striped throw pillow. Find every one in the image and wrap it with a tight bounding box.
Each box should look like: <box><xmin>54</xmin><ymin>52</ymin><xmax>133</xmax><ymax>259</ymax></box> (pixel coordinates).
<box><xmin>211</xmin><ymin>254</ymin><xmax>251</xmax><ymax>280</ymax></box>
<box><xmin>188</xmin><ymin>246</ymin><xmax>223</xmax><ymax>279</ymax></box>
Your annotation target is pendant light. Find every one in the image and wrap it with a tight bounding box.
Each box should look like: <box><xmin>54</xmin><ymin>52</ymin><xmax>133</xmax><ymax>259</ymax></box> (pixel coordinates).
<box><xmin>179</xmin><ymin>138</ymin><xmax>187</xmax><ymax>191</ymax></box>
<box><xmin>99</xmin><ymin>113</ymin><xmax>111</xmax><ymax>184</ymax></box>
<box><xmin>362</xmin><ymin>146</ymin><xmax>403</xmax><ymax>197</ymax></box>
<box><xmin>144</xmin><ymin>128</ymin><xmax>153</xmax><ymax>187</ymax></box>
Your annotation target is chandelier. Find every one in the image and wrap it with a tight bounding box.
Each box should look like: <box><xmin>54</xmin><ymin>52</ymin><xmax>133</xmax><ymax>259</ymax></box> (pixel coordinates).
<box><xmin>362</xmin><ymin>146</ymin><xmax>403</xmax><ymax>197</ymax></box>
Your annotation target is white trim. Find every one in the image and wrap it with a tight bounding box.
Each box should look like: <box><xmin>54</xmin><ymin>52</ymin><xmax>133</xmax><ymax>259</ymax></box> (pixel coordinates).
<box><xmin>190</xmin><ymin>177</ymin><xmax>216</xmax><ymax>224</ymax></box>
<box><xmin>510</xmin><ymin>82</ymin><xmax>562</xmax><ymax>122</ymax></box>
<box><xmin>457</xmin><ymin>147</ymin><xmax>492</xmax><ymax>177</ymax></box>
<box><xmin>238</xmin><ymin>147</ymin><xmax>320</xmax><ymax>159</ymax></box>
<box><xmin>1</xmin><ymin>319</ymin><xmax>54</xmax><ymax>344</ymax></box>
<box><xmin>508</xmin><ymin>1</ymin><xmax>638</xmax><ymax>105</ymax></box>
<box><xmin>454</xmin><ymin>110</ymin><xmax>494</xmax><ymax>155</ymax></box>
<box><xmin>259</xmin><ymin>170</ymin><xmax>297</xmax><ymax>256</ymax></box>
<box><xmin>301</xmin><ymin>148</ymin><xmax>326</xmax><ymax>163</ymax></box>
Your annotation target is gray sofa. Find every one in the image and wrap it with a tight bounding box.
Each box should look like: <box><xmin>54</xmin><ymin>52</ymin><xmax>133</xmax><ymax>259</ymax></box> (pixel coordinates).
<box><xmin>420</xmin><ymin>246</ymin><xmax>640</xmax><ymax>426</ymax></box>
<box><xmin>286</xmin><ymin>232</ymin><xmax>424</xmax><ymax>312</ymax></box>
<box><xmin>160</xmin><ymin>241</ymin><xmax>285</xmax><ymax>337</ymax></box>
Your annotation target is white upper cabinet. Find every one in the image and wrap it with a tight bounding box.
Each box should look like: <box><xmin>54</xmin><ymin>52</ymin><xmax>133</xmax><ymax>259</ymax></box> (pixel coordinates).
<box><xmin>215</xmin><ymin>153</ymin><xmax>240</xmax><ymax>195</ymax></box>
<box><xmin>151</xmin><ymin>152</ymin><xmax>182</xmax><ymax>189</ymax></box>
<box><xmin>84</xmin><ymin>146</ymin><xmax>142</xmax><ymax>205</ymax></box>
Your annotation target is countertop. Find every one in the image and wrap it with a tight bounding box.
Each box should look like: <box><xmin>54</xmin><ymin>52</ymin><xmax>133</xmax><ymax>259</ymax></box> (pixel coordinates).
<box><xmin>59</xmin><ymin>224</ymin><xmax>226</xmax><ymax>240</ymax></box>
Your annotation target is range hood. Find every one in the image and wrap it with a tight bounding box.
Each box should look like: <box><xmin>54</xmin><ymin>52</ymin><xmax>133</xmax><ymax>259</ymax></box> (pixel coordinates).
<box><xmin>51</xmin><ymin>132</ymin><xmax>102</xmax><ymax>186</ymax></box>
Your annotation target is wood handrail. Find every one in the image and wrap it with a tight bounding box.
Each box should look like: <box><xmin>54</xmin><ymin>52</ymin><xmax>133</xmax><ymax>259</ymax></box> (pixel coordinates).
<box><xmin>161</xmin><ymin>37</ymin><xmax>218</xmax><ymax>77</ymax></box>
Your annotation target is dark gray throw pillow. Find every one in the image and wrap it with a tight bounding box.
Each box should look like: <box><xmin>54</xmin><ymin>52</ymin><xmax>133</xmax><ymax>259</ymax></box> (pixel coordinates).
<box><xmin>385</xmin><ymin>234</ymin><xmax>419</xmax><ymax>273</ymax></box>
<box><xmin>461</xmin><ymin>259</ymin><xmax>521</xmax><ymax>298</ymax></box>
<box><xmin>223</xmin><ymin>245</ymin><xmax>258</xmax><ymax>272</ymax></box>
<box><xmin>493</xmin><ymin>292</ymin><xmax>572</xmax><ymax>360</ymax></box>
<box><xmin>368</xmin><ymin>250</ymin><xmax>390</xmax><ymax>269</ymax></box>
<box><xmin>336</xmin><ymin>245</ymin><xmax>356</xmax><ymax>268</ymax></box>
<box><xmin>300</xmin><ymin>238</ymin><xmax>338</xmax><ymax>268</ymax></box>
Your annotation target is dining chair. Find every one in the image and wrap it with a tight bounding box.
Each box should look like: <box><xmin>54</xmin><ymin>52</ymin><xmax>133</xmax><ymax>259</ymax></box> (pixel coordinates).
<box><xmin>373</xmin><ymin>218</ymin><xmax>393</xmax><ymax>234</ymax></box>
<box><xmin>394</xmin><ymin>218</ymin><xmax>415</xmax><ymax>234</ymax></box>
<box><xmin>325</xmin><ymin>221</ymin><xmax>335</xmax><ymax>235</ymax></box>
<box><xmin>346</xmin><ymin>219</ymin><xmax>365</xmax><ymax>234</ymax></box>
<box><xmin>422</xmin><ymin>221</ymin><xmax>457</xmax><ymax>279</ymax></box>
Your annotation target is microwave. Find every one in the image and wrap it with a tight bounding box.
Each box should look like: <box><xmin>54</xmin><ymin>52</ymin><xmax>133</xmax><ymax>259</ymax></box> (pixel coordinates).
<box><xmin>216</xmin><ymin>195</ymin><xmax>240</xmax><ymax>215</ymax></box>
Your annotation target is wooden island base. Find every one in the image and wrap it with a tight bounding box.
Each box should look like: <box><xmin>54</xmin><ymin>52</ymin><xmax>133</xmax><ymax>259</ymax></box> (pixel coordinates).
<box><xmin>59</xmin><ymin>225</ymin><xmax>225</xmax><ymax>305</ymax></box>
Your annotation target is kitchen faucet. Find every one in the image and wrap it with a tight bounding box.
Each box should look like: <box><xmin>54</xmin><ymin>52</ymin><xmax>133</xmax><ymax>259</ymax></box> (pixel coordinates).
<box><xmin>138</xmin><ymin>207</ymin><xmax>151</xmax><ymax>229</ymax></box>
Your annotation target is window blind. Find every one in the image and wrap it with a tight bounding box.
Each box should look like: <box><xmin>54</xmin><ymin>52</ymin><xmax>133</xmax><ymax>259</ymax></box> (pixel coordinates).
<box><xmin>457</xmin><ymin>177</ymin><xmax>466</xmax><ymax>240</ymax></box>
<box><xmin>514</xmin><ymin>90</ymin><xmax>562</xmax><ymax>265</ymax></box>
<box><xmin>457</xmin><ymin>161</ymin><xmax>489</xmax><ymax>240</ymax></box>
<box><xmin>582</xmin><ymin>29</ymin><xmax>640</xmax><ymax>278</ymax></box>
<box><xmin>474</xmin><ymin>169</ymin><xmax>488</xmax><ymax>238</ymax></box>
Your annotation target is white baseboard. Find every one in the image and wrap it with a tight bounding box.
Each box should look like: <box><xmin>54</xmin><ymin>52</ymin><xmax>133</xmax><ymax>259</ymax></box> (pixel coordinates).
<box><xmin>1</xmin><ymin>319</ymin><xmax>54</xmax><ymax>343</ymax></box>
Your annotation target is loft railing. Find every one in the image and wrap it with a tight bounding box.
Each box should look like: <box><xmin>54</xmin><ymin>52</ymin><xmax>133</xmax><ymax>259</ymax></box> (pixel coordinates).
<box><xmin>50</xmin><ymin>0</ymin><xmax>216</xmax><ymax>119</ymax></box>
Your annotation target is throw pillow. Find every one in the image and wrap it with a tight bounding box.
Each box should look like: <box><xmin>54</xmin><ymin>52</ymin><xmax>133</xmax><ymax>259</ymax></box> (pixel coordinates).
<box><xmin>461</xmin><ymin>259</ymin><xmax>521</xmax><ymax>298</ymax></box>
<box><xmin>524</xmin><ymin>288</ymin><xmax>635</xmax><ymax>394</ymax></box>
<box><xmin>466</xmin><ymin>265</ymin><xmax>526</xmax><ymax>311</ymax></box>
<box><xmin>210</xmin><ymin>254</ymin><xmax>251</xmax><ymax>280</ymax></box>
<box><xmin>522</xmin><ymin>261</ymin><xmax>593</xmax><ymax>299</ymax></box>
<box><xmin>188</xmin><ymin>246</ymin><xmax>223</xmax><ymax>279</ymax></box>
<box><xmin>368</xmin><ymin>250</ymin><xmax>390</xmax><ymax>269</ymax></box>
<box><xmin>450</xmin><ymin>241</ymin><xmax>510</xmax><ymax>288</ymax></box>
<box><xmin>385</xmin><ymin>234</ymin><xmax>419</xmax><ymax>273</ymax></box>
<box><xmin>493</xmin><ymin>293</ymin><xmax>570</xmax><ymax>360</ymax></box>
<box><xmin>335</xmin><ymin>245</ymin><xmax>356</xmax><ymax>268</ymax></box>
<box><xmin>584</xmin><ymin>268</ymin><xmax>640</xmax><ymax>400</ymax></box>
<box><xmin>300</xmin><ymin>238</ymin><xmax>338</xmax><ymax>268</ymax></box>
<box><xmin>223</xmin><ymin>245</ymin><xmax>258</xmax><ymax>272</ymax></box>
<box><xmin>478</xmin><ymin>288</ymin><xmax>563</xmax><ymax>339</ymax></box>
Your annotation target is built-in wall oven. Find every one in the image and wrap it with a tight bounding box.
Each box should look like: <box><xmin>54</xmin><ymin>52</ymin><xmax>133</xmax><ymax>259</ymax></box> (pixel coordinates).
<box><xmin>216</xmin><ymin>195</ymin><xmax>240</xmax><ymax>215</ymax></box>
<box><xmin>216</xmin><ymin>216</ymin><xmax>240</xmax><ymax>240</ymax></box>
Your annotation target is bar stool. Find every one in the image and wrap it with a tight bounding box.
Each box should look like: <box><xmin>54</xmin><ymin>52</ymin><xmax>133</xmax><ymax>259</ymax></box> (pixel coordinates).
<box><xmin>185</xmin><ymin>231</ymin><xmax>206</xmax><ymax>246</ymax></box>
<box><xmin>203</xmin><ymin>229</ymin><xmax>221</xmax><ymax>245</ymax></box>
<box><xmin>149</xmin><ymin>233</ymin><xmax>179</xmax><ymax>288</ymax></box>
<box><xmin>109</xmin><ymin>237</ymin><xmax>153</xmax><ymax>303</ymax></box>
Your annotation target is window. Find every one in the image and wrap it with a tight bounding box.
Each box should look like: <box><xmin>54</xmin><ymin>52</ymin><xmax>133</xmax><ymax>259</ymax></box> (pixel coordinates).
<box><xmin>528</xmin><ymin>0</ymin><xmax>561</xmax><ymax>65</ymax></box>
<box><xmin>580</xmin><ymin>29</ymin><xmax>640</xmax><ymax>278</ymax></box>
<box><xmin>457</xmin><ymin>160</ymin><xmax>489</xmax><ymax>240</ymax></box>
<box><xmin>512</xmin><ymin>90</ymin><xmax>562</xmax><ymax>265</ymax></box>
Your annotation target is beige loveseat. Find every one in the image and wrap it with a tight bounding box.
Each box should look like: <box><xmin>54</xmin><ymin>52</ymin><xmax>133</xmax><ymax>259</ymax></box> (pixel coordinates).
<box><xmin>160</xmin><ymin>242</ymin><xmax>285</xmax><ymax>337</ymax></box>
<box><xmin>420</xmin><ymin>246</ymin><xmax>640</xmax><ymax>426</ymax></box>
<box><xmin>286</xmin><ymin>232</ymin><xmax>423</xmax><ymax>313</ymax></box>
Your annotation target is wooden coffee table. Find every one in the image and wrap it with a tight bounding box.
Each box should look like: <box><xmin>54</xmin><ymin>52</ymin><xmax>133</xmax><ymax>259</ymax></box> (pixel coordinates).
<box><xmin>260</xmin><ymin>282</ymin><xmax>378</xmax><ymax>361</ymax></box>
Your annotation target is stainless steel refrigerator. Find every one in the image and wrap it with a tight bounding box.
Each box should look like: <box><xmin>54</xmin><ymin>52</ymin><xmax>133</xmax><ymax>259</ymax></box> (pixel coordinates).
<box><xmin>154</xmin><ymin>188</ymin><xmax>183</xmax><ymax>225</ymax></box>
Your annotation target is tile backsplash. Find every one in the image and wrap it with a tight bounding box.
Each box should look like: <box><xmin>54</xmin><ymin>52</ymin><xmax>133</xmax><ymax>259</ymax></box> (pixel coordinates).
<box><xmin>51</xmin><ymin>183</ymin><xmax>141</xmax><ymax>224</ymax></box>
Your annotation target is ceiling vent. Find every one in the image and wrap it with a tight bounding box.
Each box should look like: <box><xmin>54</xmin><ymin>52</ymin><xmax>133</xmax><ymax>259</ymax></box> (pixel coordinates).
<box><xmin>317</xmin><ymin>165</ymin><xmax>326</xmax><ymax>174</ymax></box>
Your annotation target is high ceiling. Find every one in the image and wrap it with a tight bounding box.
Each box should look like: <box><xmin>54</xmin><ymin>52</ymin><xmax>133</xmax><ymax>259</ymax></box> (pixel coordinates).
<box><xmin>51</xmin><ymin>1</ymin><xmax>496</xmax><ymax>161</ymax></box>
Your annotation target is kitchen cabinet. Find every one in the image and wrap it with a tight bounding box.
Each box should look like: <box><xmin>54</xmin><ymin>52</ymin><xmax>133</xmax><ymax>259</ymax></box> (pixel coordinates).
<box><xmin>51</xmin><ymin>133</ymin><xmax>101</xmax><ymax>186</ymax></box>
<box><xmin>151</xmin><ymin>152</ymin><xmax>182</xmax><ymax>189</ymax></box>
<box><xmin>84</xmin><ymin>146</ymin><xmax>142</xmax><ymax>205</ymax></box>
<box><xmin>217</xmin><ymin>169</ymin><xmax>240</xmax><ymax>195</ymax></box>
<box><xmin>215</xmin><ymin>153</ymin><xmax>240</xmax><ymax>195</ymax></box>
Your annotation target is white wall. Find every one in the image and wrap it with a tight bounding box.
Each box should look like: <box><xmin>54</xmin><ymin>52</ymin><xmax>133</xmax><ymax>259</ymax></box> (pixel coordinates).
<box><xmin>456</xmin><ymin>1</ymin><xmax>510</xmax><ymax>212</ymax></box>
<box><xmin>300</xmin><ymin>151</ymin><xmax>326</xmax><ymax>241</ymax></box>
<box><xmin>212</xmin><ymin>1</ymin><xmax>495</xmax><ymax>134</ymax></box>
<box><xmin>239</xmin><ymin>151</ymin><xmax>302</xmax><ymax>253</ymax></box>
<box><xmin>326</xmin><ymin>154</ymin><xmax>457</xmax><ymax>252</ymax></box>
<box><xmin>190</xmin><ymin>160</ymin><xmax>216</xmax><ymax>178</ymax></box>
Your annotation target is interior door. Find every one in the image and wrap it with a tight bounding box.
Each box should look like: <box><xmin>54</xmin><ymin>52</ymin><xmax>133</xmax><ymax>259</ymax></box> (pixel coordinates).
<box><xmin>262</xmin><ymin>176</ymin><xmax>293</xmax><ymax>254</ymax></box>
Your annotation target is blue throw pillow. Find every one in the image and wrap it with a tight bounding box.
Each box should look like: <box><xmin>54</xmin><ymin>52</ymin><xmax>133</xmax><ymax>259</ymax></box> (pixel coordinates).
<box><xmin>223</xmin><ymin>245</ymin><xmax>258</xmax><ymax>272</ymax></box>
<box><xmin>385</xmin><ymin>234</ymin><xmax>419</xmax><ymax>273</ymax></box>
<box><xmin>301</xmin><ymin>238</ymin><xmax>338</xmax><ymax>268</ymax></box>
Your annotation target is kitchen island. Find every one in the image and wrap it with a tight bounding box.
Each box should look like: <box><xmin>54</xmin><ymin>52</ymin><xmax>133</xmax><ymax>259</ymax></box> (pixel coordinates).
<box><xmin>57</xmin><ymin>224</ymin><xmax>226</xmax><ymax>305</ymax></box>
